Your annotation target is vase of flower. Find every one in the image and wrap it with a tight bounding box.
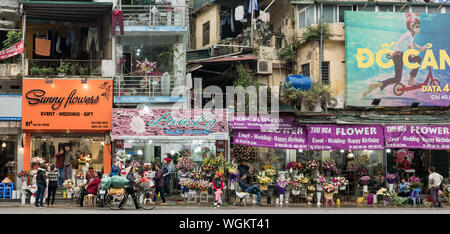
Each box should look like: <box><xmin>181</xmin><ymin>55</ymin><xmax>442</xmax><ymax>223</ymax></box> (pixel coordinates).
<box><xmin>316</xmin><ymin>191</ymin><xmax>322</xmax><ymax>206</ymax></box>
<box><xmin>363</xmin><ymin>185</ymin><xmax>368</xmax><ymax>193</ymax></box>
<box><xmin>388</xmin><ymin>183</ymin><xmax>394</xmax><ymax>193</ymax></box>
<box><xmin>279</xmin><ymin>194</ymin><xmax>284</xmax><ymax>205</ymax></box>
<box><xmin>339</xmin><ymin>185</ymin><xmax>346</xmax><ymax>190</ymax></box>
<box><xmin>292</xmin><ymin>189</ymin><xmax>300</xmax><ymax>195</ymax></box>
<box><xmin>324</xmin><ymin>192</ymin><xmax>334</xmax><ymax>200</ymax></box>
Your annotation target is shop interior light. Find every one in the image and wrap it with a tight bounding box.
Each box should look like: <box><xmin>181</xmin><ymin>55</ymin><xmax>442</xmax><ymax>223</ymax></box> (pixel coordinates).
<box><xmin>386</xmin><ymin>149</ymin><xmax>392</xmax><ymax>153</ymax></box>
<box><xmin>137</xmin><ymin>149</ymin><xmax>143</xmax><ymax>155</ymax></box>
<box><xmin>144</xmin><ymin>105</ymin><xmax>149</xmax><ymax>112</ymax></box>
<box><xmin>298</xmin><ymin>149</ymin><xmax>303</xmax><ymax>153</ymax></box>
<box><xmin>170</xmin><ymin>149</ymin><xmax>175</xmax><ymax>155</ymax></box>
<box><xmin>148</xmin><ymin>140</ymin><xmax>153</xmax><ymax>144</ymax></box>
<box><xmin>348</xmin><ymin>153</ymin><xmax>354</xmax><ymax>158</ymax></box>
<box><xmin>369</xmin><ymin>150</ymin><xmax>373</xmax><ymax>153</ymax></box>
<box><xmin>340</xmin><ymin>150</ymin><xmax>345</xmax><ymax>153</ymax></box>
<box><xmin>195</xmin><ymin>147</ymin><xmax>201</xmax><ymax>153</ymax></box>
<box><xmin>101</xmin><ymin>141</ymin><xmax>104</xmax><ymax>146</ymax></box>
<box><xmin>1</xmin><ymin>142</ymin><xmax>5</xmax><ymax>148</ymax></box>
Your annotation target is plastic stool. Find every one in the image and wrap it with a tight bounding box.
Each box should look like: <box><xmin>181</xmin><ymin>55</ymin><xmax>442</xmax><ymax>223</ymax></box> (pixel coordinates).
<box><xmin>84</xmin><ymin>194</ymin><xmax>97</xmax><ymax>207</ymax></box>
<box><xmin>199</xmin><ymin>191</ymin><xmax>209</xmax><ymax>203</ymax></box>
<box><xmin>0</xmin><ymin>184</ymin><xmax>4</xmax><ymax>198</ymax></box>
<box><xmin>187</xmin><ymin>191</ymin><xmax>197</xmax><ymax>204</ymax></box>
<box><xmin>3</xmin><ymin>186</ymin><xmax>12</xmax><ymax>199</ymax></box>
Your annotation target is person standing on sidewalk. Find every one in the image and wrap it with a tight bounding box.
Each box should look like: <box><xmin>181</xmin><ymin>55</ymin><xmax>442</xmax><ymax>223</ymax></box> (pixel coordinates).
<box><xmin>152</xmin><ymin>163</ymin><xmax>167</xmax><ymax>205</ymax></box>
<box><xmin>46</xmin><ymin>164</ymin><xmax>59</xmax><ymax>207</ymax></box>
<box><xmin>63</xmin><ymin>145</ymin><xmax>75</xmax><ymax>181</ymax></box>
<box><xmin>162</xmin><ymin>158</ymin><xmax>174</xmax><ymax>196</ymax></box>
<box><xmin>55</xmin><ymin>149</ymin><xmax>64</xmax><ymax>187</ymax></box>
<box><xmin>428</xmin><ymin>167</ymin><xmax>443</xmax><ymax>208</ymax></box>
<box><xmin>35</xmin><ymin>164</ymin><xmax>47</xmax><ymax>208</ymax></box>
<box><xmin>118</xmin><ymin>163</ymin><xmax>142</xmax><ymax>209</ymax></box>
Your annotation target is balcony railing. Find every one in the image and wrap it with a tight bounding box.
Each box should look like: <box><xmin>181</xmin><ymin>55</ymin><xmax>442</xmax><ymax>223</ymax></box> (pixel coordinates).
<box><xmin>26</xmin><ymin>59</ymin><xmax>102</xmax><ymax>77</ymax></box>
<box><xmin>114</xmin><ymin>75</ymin><xmax>184</xmax><ymax>98</ymax></box>
<box><xmin>121</xmin><ymin>5</ymin><xmax>188</xmax><ymax>28</ymax></box>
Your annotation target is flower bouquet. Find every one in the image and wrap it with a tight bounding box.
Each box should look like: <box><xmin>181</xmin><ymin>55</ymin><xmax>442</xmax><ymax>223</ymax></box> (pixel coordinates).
<box><xmin>290</xmin><ymin>179</ymin><xmax>302</xmax><ymax>191</ymax></box>
<box><xmin>276</xmin><ymin>178</ymin><xmax>290</xmax><ymax>195</ymax></box>
<box><xmin>286</xmin><ymin>161</ymin><xmax>303</xmax><ymax>171</ymax></box>
<box><xmin>409</xmin><ymin>176</ymin><xmax>423</xmax><ymax>190</ymax></box>
<box><xmin>18</xmin><ymin>170</ymin><xmax>29</xmax><ymax>179</ymax></box>
<box><xmin>359</xmin><ymin>176</ymin><xmax>371</xmax><ymax>185</ymax></box>
<box><xmin>346</xmin><ymin>161</ymin><xmax>355</xmax><ymax>172</ymax></box>
<box><xmin>75</xmin><ymin>173</ymin><xmax>84</xmax><ymax>180</ymax></box>
<box><xmin>257</xmin><ymin>172</ymin><xmax>272</xmax><ymax>190</ymax></box>
<box><xmin>322</xmin><ymin>183</ymin><xmax>336</xmax><ymax>194</ymax></box>
<box><xmin>227</xmin><ymin>167</ymin><xmax>239</xmax><ymax>183</ymax></box>
<box><xmin>374</xmin><ymin>175</ymin><xmax>385</xmax><ymax>184</ymax></box>
<box><xmin>78</xmin><ymin>154</ymin><xmax>92</xmax><ymax>164</ymax></box>
<box><xmin>305</xmin><ymin>160</ymin><xmax>320</xmax><ymax>171</ymax></box>
<box><xmin>201</xmin><ymin>158</ymin><xmax>217</xmax><ymax>173</ymax></box>
<box><xmin>322</xmin><ymin>160</ymin><xmax>336</xmax><ymax>172</ymax></box>
<box><xmin>332</xmin><ymin>176</ymin><xmax>348</xmax><ymax>189</ymax></box>
<box><xmin>176</xmin><ymin>157</ymin><xmax>194</xmax><ymax>173</ymax></box>
<box><xmin>263</xmin><ymin>165</ymin><xmax>277</xmax><ymax>178</ymax></box>
<box><xmin>31</xmin><ymin>157</ymin><xmax>45</xmax><ymax>165</ymax></box>
<box><xmin>386</xmin><ymin>173</ymin><xmax>398</xmax><ymax>184</ymax></box>
<box><xmin>63</xmin><ymin>179</ymin><xmax>75</xmax><ymax>191</ymax></box>
<box><xmin>196</xmin><ymin>180</ymin><xmax>212</xmax><ymax>191</ymax></box>
<box><xmin>358</xmin><ymin>168</ymin><xmax>368</xmax><ymax>177</ymax></box>
<box><xmin>116</xmin><ymin>150</ymin><xmax>129</xmax><ymax>162</ymax></box>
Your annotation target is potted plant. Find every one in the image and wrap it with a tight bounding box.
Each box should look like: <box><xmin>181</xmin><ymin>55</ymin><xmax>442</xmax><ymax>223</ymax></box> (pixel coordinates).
<box><xmin>30</xmin><ymin>66</ymin><xmax>41</xmax><ymax>76</ymax></box>
<box><xmin>79</xmin><ymin>66</ymin><xmax>89</xmax><ymax>76</ymax></box>
<box><xmin>56</xmin><ymin>62</ymin><xmax>70</xmax><ymax>76</ymax></box>
<box><xmin>360</xmin><ymin>176</ymin><xmax>371</xmax><ymax>192</ymax></box>
<box><xmin>40</xmin><ymin>67</ymin><xmax>54</xmax><ymax>76</ymax></box>
<box><xmin>386</xmin><ymin>173</ymin><xmax>397</xmax><ymax>193</ymax></box>
<box><xmin>409</xmin><ymin>176</ymin><xmax>423</xmax><ymax>191</ymax></box>
<box><xmin>70</xmin><ymin>63</ymin><xmax>79</xmax><ymax>76</ymax></box>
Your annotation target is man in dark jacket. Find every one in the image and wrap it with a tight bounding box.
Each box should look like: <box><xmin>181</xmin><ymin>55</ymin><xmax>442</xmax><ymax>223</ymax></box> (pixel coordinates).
<box><xmin>35</xmin><ymin>164</ymin><xmax>47</xmax><ymax>208</ymax></box>
<box><xmin>152</xmin><ymin>163</ymin><xmax>166</xmax><ymax>204</ymax></box>
<box><xmin>63</xmin><ymin>145</ymin><xmax>75</xmax><ymax>181</ymax></box>
<box><xmin>55</xmin><ymin>149</ymin><xmax>64</xmax><ymax>187</ymax></box>
<box><xmin>238</xmin><ymin>174</ymin><xmax>261</xmax><ymax>205</ymax></box>
<box><xmin>119</xmin><ymin>162</ymin><xmax>142</xmax><ymax>209</ymax></box>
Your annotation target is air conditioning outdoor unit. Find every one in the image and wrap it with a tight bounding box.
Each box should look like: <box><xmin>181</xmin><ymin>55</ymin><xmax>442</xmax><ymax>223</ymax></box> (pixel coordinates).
<box><xmin>257</xmin><ymin>60</ymin><xmax>273</xmax><ymax>74</ymax></box>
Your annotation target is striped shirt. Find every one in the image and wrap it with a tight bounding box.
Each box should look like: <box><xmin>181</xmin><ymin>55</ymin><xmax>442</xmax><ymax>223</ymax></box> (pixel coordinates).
<box><xmin>47</xmin><ymin>171</ymin><xmax>59</xmax><ymax>182</ymax></box>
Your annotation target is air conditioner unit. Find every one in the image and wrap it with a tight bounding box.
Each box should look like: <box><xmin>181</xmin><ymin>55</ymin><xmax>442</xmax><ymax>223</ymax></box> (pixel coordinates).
<box><xmin>327</xmin><ymin>97</ymin><xmax>344</xmax><ymax>109</ymax></box>
<box><xmin>257</xmin><ymin>60</ymin><xmax>273</xmax><ymax>74</ymax></box>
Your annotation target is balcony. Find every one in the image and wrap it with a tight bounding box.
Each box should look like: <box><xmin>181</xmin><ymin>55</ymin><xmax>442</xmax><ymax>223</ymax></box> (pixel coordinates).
<box><xmin>25</xmin><ymin>59</ymin><xmax>103</xmax><ymax>77</ymax></box>
<box><xmin>120</xmin><ymin>4</ymin><xmax>188</xmax><ymax>33</ymax></box>
<box><xmin>113</xmin><ymin>75</ymin><xmax>187</xmax><ymax>104</ymax></box>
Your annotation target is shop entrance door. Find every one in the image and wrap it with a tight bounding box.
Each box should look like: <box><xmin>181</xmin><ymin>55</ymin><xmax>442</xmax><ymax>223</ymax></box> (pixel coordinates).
<box><xmin>431</xmin><ymin>150</ymin><xmax>449</xmax><ymax>178</ymax></box>
<box><xmin>0</xmin><ymin>141</ymin><xmax>16</xmax><ymax>183</ymax></box>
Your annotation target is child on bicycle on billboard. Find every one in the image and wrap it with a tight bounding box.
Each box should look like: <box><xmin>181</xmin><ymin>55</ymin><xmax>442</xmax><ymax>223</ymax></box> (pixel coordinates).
<box><xmin>363</xmin><ymin>13</ymin><xmax>428</xmax><ymax>97</ymax></box>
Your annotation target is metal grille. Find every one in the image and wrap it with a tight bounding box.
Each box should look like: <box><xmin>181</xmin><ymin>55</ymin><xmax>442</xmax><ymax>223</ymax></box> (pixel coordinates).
<box><xmin>113</xmin><ymin>75</ymin><xmax>184</xmax><ymax>97</ymax></box>
<box><xmin>120</xmin><ymin>5</ymin><xmax>188</xmax><ymax>27</ymax></box>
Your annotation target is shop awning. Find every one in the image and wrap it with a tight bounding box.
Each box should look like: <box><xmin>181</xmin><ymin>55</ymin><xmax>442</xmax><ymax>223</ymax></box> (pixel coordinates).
<box><xmin>21</xmin><ymin>1</ymin><xmax>112</xmax><ymax>23</ymax></box>
<box><xmin>285</xmin><ymin>74</ymin><xmax>312</xmax><ymax>91</ymax></box>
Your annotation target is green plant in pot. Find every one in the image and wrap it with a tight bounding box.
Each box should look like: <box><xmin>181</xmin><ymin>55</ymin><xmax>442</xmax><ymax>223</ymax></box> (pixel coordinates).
<box><xmin>79</xmin><ymin>66</ymin><xmax>89</xmax><ymax>76</ymax></box>
<box><xmin>70</xmin><ymin>63</ymin><xmax>79</xmax><ymax>76</ymax></box>
<box><xmin>283</xmin><ymin>81</ymin><xmax>332</xmax><ymax>112</ymax></box>
<box><xmin>30</xmin><ymin>66</ymin><xmax>41</xmax><ymax>76</ymax></box>
<box><xmin>56</xmin><ymin>62</ymin><xmax>70</xmax><ymax>75</ymax></box>
<box><xmin>40</xmin><ymin>67</ymin><xmax>54</xmax><ymax>76</ymax></box>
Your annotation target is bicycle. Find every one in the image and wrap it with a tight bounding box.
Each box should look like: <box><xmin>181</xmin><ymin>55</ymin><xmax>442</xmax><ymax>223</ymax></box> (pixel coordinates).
<box><xmin>104</xmin><ymin>178</ymin><xmax>160</xmax><ymax>210</ymax></box>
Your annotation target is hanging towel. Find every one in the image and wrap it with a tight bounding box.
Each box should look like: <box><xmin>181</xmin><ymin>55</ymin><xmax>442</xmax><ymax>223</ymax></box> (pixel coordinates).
<box><xmin>235</xmin><ymin>6</ymin><xmax>244</xmax><ymax>21</ymax></box>
<box><xmin>248</xmin><ymin>0</ymin><xmax>258</xmax><ymax>13</ymax></box>
<box><xmin>35</xmin><ymin>38</ymin><xmax>51</xmax><ymax>56</ymax></box>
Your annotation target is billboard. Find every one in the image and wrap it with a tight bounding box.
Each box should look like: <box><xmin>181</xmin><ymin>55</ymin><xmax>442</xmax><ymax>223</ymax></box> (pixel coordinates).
<box><xmin>345</xmin><ymin>11</ymin><xmax>450</xmax><ymax>107</ymax></box>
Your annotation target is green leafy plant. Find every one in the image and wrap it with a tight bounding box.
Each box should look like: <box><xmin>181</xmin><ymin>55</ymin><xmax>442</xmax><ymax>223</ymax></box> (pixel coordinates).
<box><xmin>283</xmin><ymin>81</ymin><xmax>333</xmax><ymax>111</ymax></box>
<box><xmin>1</xmin><ymin>31</ymin><xmax>23</xmax><ymax>63</ymax></box>
<box><xmin>56</xmin><ymin>62</ymin><xmax>70</xmax><ymax>75</ymax></box>
<box><xmin>301</xmin><ymin>23</ymin><xmax>331</xmax><ymax>43</ymax></box>
<box><xmin>40</xmin><ymin>67</ymin><xmax>54</xmax><ymax>76</ymax></box>
<box><xmin>79</xmin><ymin>66</ymin><xmax>89</xmax><ymax>76</ymax></box>
<box><xmin>70</xmin><ymin>63</ymin><xmax>79</xmax><ymax>75</ymax></box>
<box><xmin>30</xmin><ymin>66</ymin><xmax>41</xmax><ymax>76</ymax></box>
<box><xmin>390</xmin><ymin>194</ymin><xmax>407</xmax><ymax>207</ymax></box>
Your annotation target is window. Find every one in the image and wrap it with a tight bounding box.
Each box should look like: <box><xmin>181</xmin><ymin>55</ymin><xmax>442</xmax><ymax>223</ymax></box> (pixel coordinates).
<box><xmin>301</xmin><ymin>63</ymin><xmax>310</xmax><ymax>77</ymax></box>
<box><xmin>202</xmin><ymin>21</ymin><xmax>210</xmax><ymax>47</ymax></box>
<box><xmin>427</xmin><ymin>6</ymin><xmax>441</xmax><ymax>13</ymax></box>
<box><xmin>298</xmin><ymin>5</ymin><xmax>315</xmax><ymax>29</ymax></box>
<box><xmin>275</xmin><ymin>37</ymin><xmax>283</xmax><ymax>49</ymax></box>
<box><xmin>394</xmin><ymin>5</ymin><xmax>409</xmax><ymax>12</ymax></box>
<box><xmin>412</xmin><ymin>6</ymin><xmax>426</xmax><ymax>13</ymax></box>
<box><xmin>378</xmin><ymin>5</ymin><xmax>394</xmax><ymax>12</ymax></box>
<box><xmin>338</xmin><ymin>5</ymin><xmax>353</xmax><ymax>22</ymax></box>
<box><xmin>321</xmin><ymin>62</ymin><xmax>330</xmax><ymax>85</ymax></box>
<box><xmin>322</xmin><ymin>5</ymin><xmax>336</xmax><ymax>23</ymax></box>
<box><xmin>358</xmin><ymin>5</ymin><xmax>375</xmax><ymax>12</ymax></box>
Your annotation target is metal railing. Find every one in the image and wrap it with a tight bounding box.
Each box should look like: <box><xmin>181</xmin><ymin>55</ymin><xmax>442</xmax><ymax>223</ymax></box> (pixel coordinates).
<box><xmin>120</xmin><ymin>5</ymin><xmax>188</xmax><ymax>27</ymax></box>
<box><xmin>27</xmin><ymin>59</ymin><xmax>102</xmax><ymax>76</ymax></box>
<box><xmin>114</xmin><ymin>75</ymin><xmax>184</xmax><ymax>98</ymax></box>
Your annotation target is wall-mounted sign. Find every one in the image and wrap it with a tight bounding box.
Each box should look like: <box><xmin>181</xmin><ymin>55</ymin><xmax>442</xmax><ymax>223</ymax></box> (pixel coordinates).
<box><xmin>345</xmin><ymin>12</ymin><xmax>450</xmax><ymax>107</ymax></box>
<box><xmin>385</xmin><ymin>125</ymin><xmax>450</xmax><ymax>149</ymax></box>
<box><xmin>229</xmin><ymin>115</ymin><xmax>295</xmax><ymax>130</ymax></box>
<box><xmin>0</xmin><ymin>94</ymin><xmax>21</xmax><ymax>120</ymax></box>
<box><xmin>22</xmin><ymin>79</ymin><xmax>113</xmax><ymax>130</ymax></box>
<box><xmin>233</xmin><ymin>126</ymin><xmax>308</xmax><ymax>150</ymax></box>
<box><xmin>112</xmin><ymin>109</ymin><xmax>228</xmax><ymax>137</ymax></box>
<box><xmin>0</xmin><ymin>41</ymin><xmax>24</xmax><ymax>60</ymax></box>
<box><xmin>307</xmin><ymin>125</ymin><xmax>385</xmax><ymax>150</ymax></box>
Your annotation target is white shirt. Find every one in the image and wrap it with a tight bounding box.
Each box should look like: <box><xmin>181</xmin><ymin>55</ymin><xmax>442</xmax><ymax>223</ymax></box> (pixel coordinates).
<box><xmin>235</xmin><ymin>6</ymin><xmax>244</xmax><ymax>21</ymax></box>
<box><xmin>428</xmin><ymin>172</ymin><xmax>443</xmax><ymax>188</ymax></box>
<box><xmin>393</xmin><ymin>31</ymin><xmax>415</xmax><ymax>52</ymax></box>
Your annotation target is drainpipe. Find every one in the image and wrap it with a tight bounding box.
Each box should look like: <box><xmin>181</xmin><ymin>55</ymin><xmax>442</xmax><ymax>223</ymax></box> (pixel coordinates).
<box><xmin>21</xmin><ymin>12</ymin><xmax>26</xmax><ymax>76</ymax></box>
<box><xmin>250</xmin><ymin>0</ymin><xmax>254</xmax><ymax>47</ymax></box>
<box><xmin>319</xmin><ymin>3</ymin><xmax>323</xmax><ymax>84</ymax></box>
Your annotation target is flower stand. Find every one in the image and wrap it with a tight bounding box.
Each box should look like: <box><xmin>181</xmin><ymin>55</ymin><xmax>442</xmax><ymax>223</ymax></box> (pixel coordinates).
<box><xmin>363</xmin><ymin>185</ymin><xmax>368</xmax><ymax>193</ymax></box>
<box><xmin>187</xmin><ymin>190</ymin><xmax>197</xmax><ymax>204</ymax></box>
<box><xmin>20</xmin><ymin>190</ymin><xmax>26</xmax><ymax>204</ymax></box>
<box><xmin>324</xmin><ymin>192</ymin><xmax>334</xmax><ymax>207</ymax></box>
<box><xmin>388</xmin><ymin>183</ymin><xmax>394</xmax><ymax>193</ymax></box>
<box><xmin>199</xmin><ymin>190</ymin><xmax>209</xmax><ymax>203</ymax></box>
<box><xmin>252</xmin><ymin>194</ymin><xmax>257</xmax><ymax>204</ymax></box>
<box><xmin>279</xmin><ymin>194</ymin><xmax>284</xmax><ymax>206</ymax></box>
<box><xmin>285</xmin><ymin>191</ymin><xmax>289</xmax><ymax>204</ymax></box>
<box><xmin>316</xmin><ymin>191</ymin><xmax>322</xmax><ymax>207</ymax></box>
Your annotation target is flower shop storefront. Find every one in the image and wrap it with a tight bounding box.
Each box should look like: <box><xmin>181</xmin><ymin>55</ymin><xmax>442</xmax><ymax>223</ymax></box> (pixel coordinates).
<box><xmin>232</xmin><ymin>121</ymin><xmax>387</xmax><ymax>205</ymax></box>
<box><xmin>233</xmin><ymin>119</ymin><xmax>450</xmax><ymax>206</ymax></box>
<box><xmin>111</xmin><ymin>108</ymin><xmax>229</xmax><ymax>198</ymax></box>
<box><xmin>21</xmin><ymin>78</ymin><xmax>113</xmax><ymax>184</ymax></box>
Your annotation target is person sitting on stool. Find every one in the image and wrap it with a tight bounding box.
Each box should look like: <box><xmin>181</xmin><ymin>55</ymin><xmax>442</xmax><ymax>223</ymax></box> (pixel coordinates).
<box><xmin>79</xmin><ymin>171</ymin><xmax>102</xmax><ymax>207</ymax></box>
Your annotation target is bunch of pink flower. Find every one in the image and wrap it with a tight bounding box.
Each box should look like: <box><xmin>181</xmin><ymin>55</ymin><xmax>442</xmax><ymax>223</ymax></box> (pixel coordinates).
<box><xmin>359</xmin><ymin>176</ymin><xmax>371</xmax><ymax>185</ymax></box>
<box><xmin>409</xmin><ymin>176</ymin><xmax>420</xmax><ymax>184</ymax></box>
<box><xmin>306</xmin><ymin>160</ymin><xmax>320</xmax><ymax>170</ymax></box>
<box><xmin>322</xmin><ymin>184</ymin><xmax>336</xmax><ymax>193</ymax></box>
<box><xmin>317</xmin><ymin>176</ymin><xmax>327</xmax><ymax>185</ymax></box>
<box><xmin>332</xmin><ymin>177</ymin><xmax>348</xmax><ymax>187</ymax></box>
<box><xmin>176</xmin><ymin>157</ymin><xmax>194</xmax><ymax>172</ymax></box>
<box><xmin>322</xmin><ymin>160</ymin><xmax>336</xmax><ymax>172</ymax></box>
<box><xmin>386</xmin><ymin>173</ymin><xmax>397</xmax><ymax>184</ymax></box>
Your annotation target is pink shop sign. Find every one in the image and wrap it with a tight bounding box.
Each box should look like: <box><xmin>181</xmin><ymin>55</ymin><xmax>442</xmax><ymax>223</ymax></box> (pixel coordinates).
<box><xmin>112</xmin><ymin>108</ymin><xmax>228</xmax><ymax>137</ymax></box>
